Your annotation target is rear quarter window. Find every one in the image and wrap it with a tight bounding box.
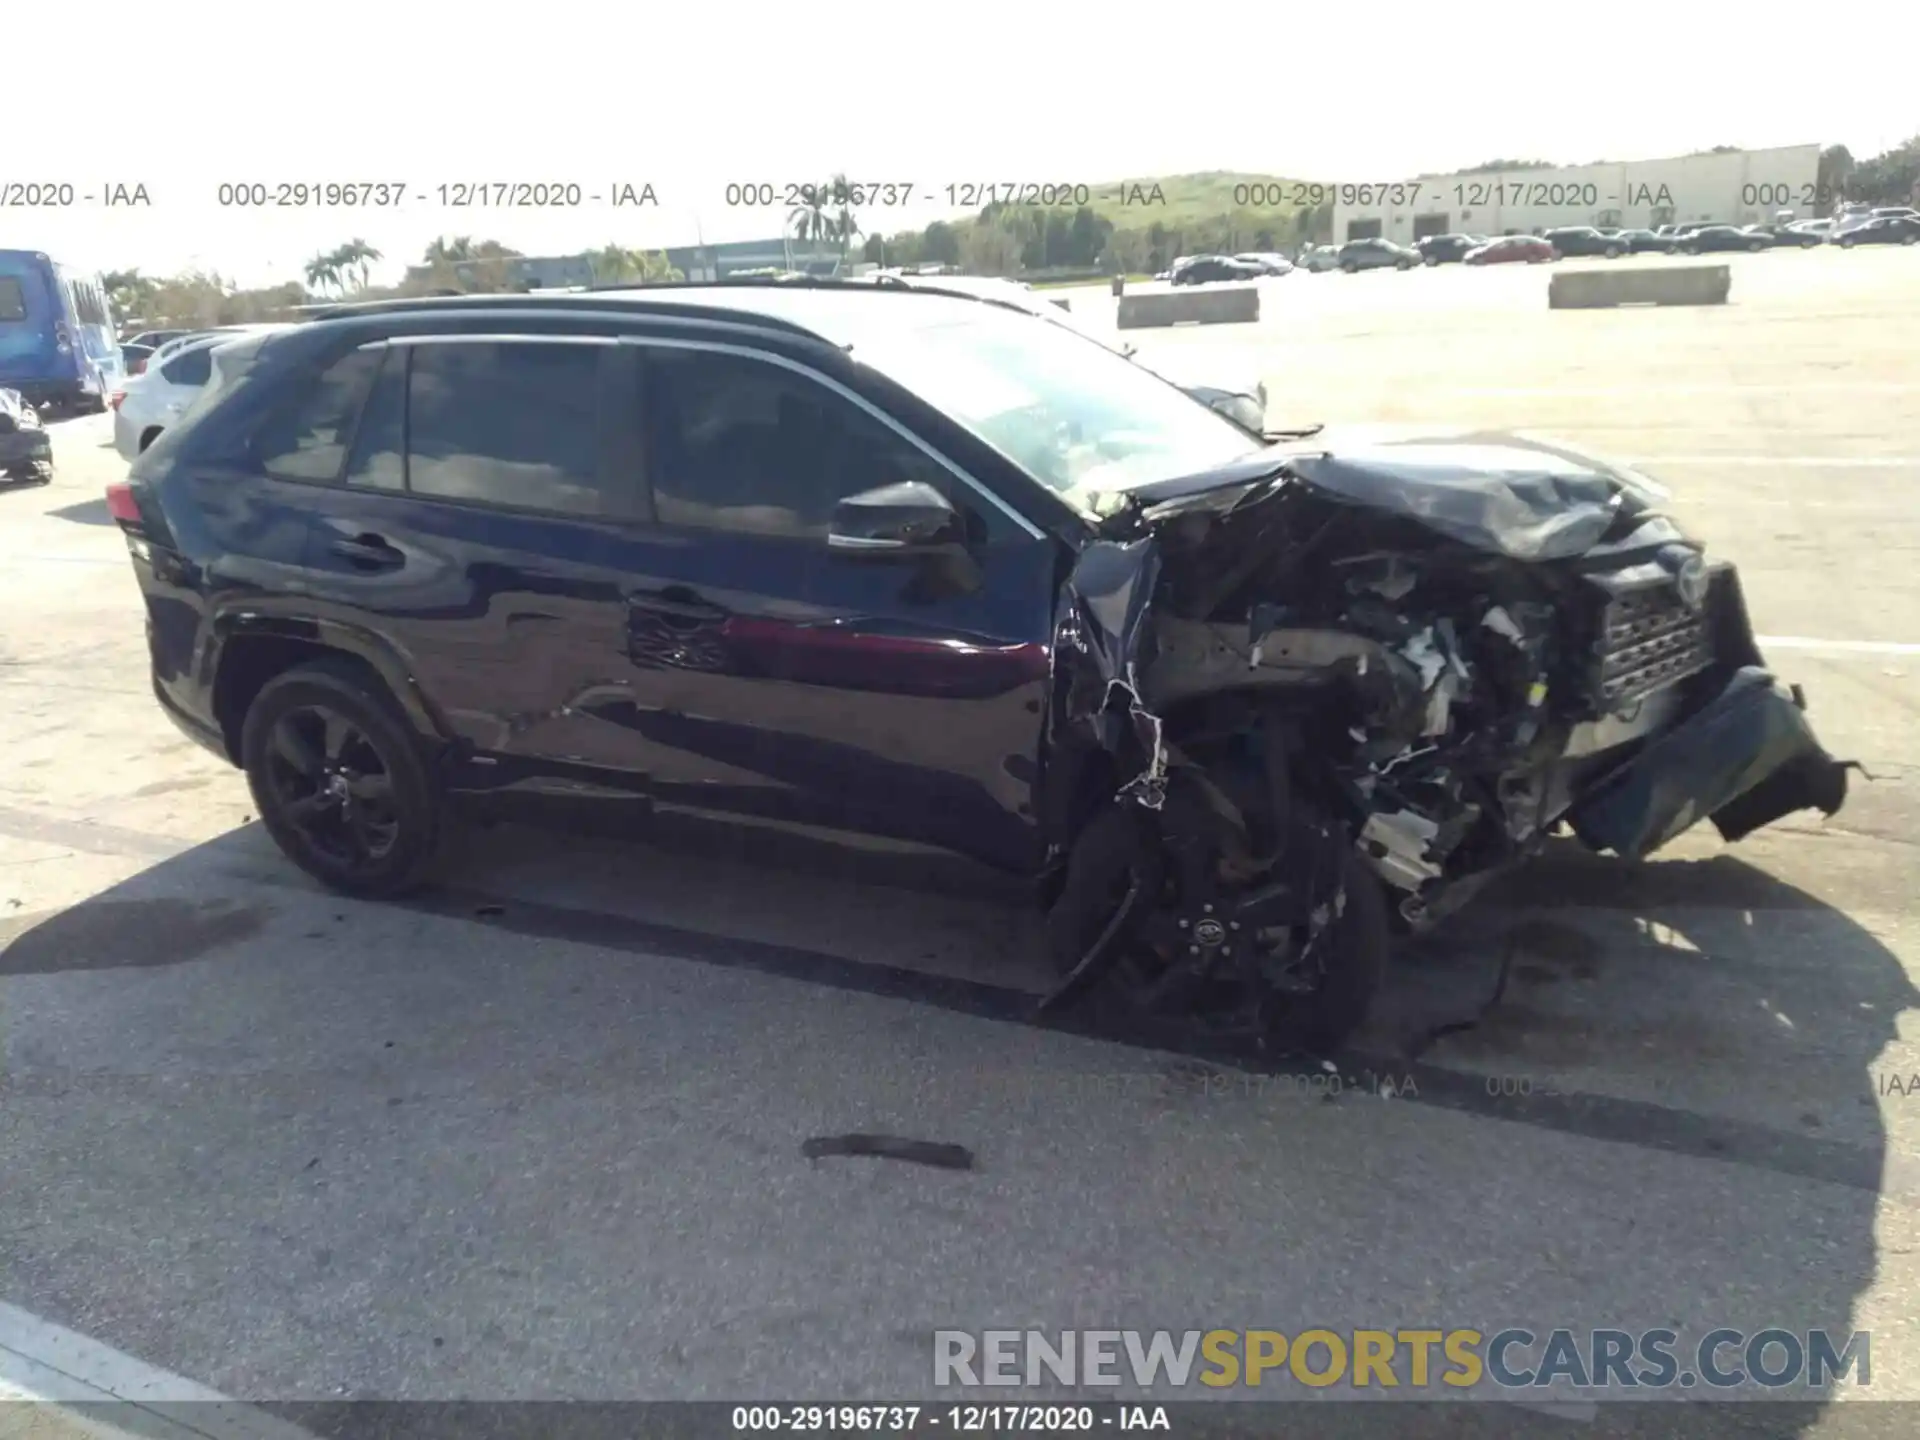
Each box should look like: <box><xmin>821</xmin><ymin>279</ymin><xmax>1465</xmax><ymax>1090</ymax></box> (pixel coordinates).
<box><xmin>159</xmin><ymin>345</ymin><xmax>214</xmax><ymax>387</ymax></box>
<box><xmin>256</xmin><ymin>345</ymin><xmax>384</xmax><ymax>482</ymax></box>
<box><xmin>0</xmin><ymin>277</ymin><xmax>26</xmax><ymax>322</ymax></box>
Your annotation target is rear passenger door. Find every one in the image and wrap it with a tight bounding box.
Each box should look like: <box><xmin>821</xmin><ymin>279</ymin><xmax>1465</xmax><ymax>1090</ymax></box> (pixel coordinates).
<box><xmin>289</xmin><ymin>331</ymin><xmax>658</xmax><ymax>784</ymax></box>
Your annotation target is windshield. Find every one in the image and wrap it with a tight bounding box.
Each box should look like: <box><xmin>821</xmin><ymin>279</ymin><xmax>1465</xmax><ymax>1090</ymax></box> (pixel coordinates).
<box><xmin>847</xmin><ymin>307</ymin><xmax>1261</xmax><ymax>514</ymax></box>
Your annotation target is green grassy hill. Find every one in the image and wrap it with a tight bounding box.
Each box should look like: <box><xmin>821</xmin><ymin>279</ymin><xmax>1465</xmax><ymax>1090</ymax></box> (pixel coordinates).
<box><xmin>1084</xmin><ymin>171</ymin><xmax>1320</xmax><ymax>230</ymax></box>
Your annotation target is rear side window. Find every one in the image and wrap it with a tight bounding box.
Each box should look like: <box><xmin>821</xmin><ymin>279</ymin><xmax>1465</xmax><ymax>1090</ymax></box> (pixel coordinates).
<box><xmin>160</xmin><ymin>345</ymin><xmax>214</xmax><ymax>387</ymax></box>
<box><xmin>0</xmin><ymin>278</ymin><xmax>25</xmax><ymax>322</ymax></box>
<box><xmin>404</xmin><ymin>341</ymin><xmax>609</xmax><ymax>515</ymax></box>
<box><xmin>344</xmin><ymin>348</ymin><xmax>406</xmax><ymax>491</ymax></box>
<box><xmin>257</xmin><ymin>346</ymin><xmax>384</xmax><ymax>481</ymax></box>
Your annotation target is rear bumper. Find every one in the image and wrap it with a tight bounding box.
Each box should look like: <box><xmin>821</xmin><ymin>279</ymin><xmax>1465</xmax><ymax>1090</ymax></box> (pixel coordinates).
<box><xmin>1567</xmin><ymin>666</ymin><xmax>1850</xmax><ymax>860</ymax></box>
<box><xmin>113</xmin><ymin>406</ymin><xmax>142</xmax><ymax>463</ymax></box>
<box><xmin>153</xmin><ymin>673</ymin><xmax>233</xmax><ymax>765</ymax></box>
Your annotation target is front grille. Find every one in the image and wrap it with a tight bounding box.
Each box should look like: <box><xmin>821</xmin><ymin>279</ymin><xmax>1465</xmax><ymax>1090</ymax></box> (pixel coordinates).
<box><xmin>1593</xmin><ymin>581</ymin><xmax>1713</xmax><ymax>708</ymax></box>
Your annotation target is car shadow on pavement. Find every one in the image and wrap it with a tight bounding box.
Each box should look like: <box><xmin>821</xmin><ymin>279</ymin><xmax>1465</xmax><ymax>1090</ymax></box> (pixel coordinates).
<box><xmin>0</xmin><ymin>815</ymin><xmax>1908</xmax><ymax>1422</ymax></box>
<box><xmin>46</xmin><ymin>496</ymin><xmax>114</xmax><ymax>526</ymax></box>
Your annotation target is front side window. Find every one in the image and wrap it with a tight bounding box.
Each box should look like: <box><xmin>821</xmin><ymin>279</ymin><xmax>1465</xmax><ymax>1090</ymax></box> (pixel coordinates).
<box><xmin>843</xmin><ymin>305</ymin><xmax>1259</xmax><ymax>515</ymax></box>
<box><xmin>644</xmin><ymin>347</ymin><xmax>953</xmax><ymax>539</ymax></box>
<box><xmin>406</xmin><ymin>341</ymin><xmax>608</xmax><ymax>515</ymax></box>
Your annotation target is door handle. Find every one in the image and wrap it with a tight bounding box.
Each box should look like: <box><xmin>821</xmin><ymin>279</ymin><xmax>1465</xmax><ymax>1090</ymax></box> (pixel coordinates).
<box><xmin>329</xmin><ymin>533</ymin><xmax>404</xmax><ymax>570</ymax></box>
<box><xmin>626</xmin><ymin>586</ymin><xmax>728</xmax><ymax>625</ymax></box>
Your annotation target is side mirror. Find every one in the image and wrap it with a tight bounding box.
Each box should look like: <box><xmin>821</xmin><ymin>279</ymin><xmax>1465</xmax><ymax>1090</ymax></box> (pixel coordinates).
<box><xmin>827</xmin><ymin>480</ymin><xmax>961</xmax><ymax>556</ymax></box>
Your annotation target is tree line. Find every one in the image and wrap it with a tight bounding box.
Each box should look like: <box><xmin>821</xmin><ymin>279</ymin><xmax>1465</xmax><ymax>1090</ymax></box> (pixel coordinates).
<box><xmin>855</xmin><ymin>199</ymin><xmax>1335</xmax><ymax>278</ymax></box>
<box><xmin>103</xmin><ymin>236</ymin><xmax>680</xmax><ymax>330</ymax></box>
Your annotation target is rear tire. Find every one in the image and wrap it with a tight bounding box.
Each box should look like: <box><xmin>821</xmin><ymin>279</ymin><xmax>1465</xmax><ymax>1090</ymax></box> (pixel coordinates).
<box><xmin>241</xmin><ymin>659</ymin><xmax>445</xmax><ymax>898</ymax></box>
<box><xmin>1341</xmin><ymin>261</ymin><xmax>1358</xmax><ymax>273</ymax></box>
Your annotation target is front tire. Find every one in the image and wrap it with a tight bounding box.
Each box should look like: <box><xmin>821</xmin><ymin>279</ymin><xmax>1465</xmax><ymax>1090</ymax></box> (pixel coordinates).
<box><xmin>1045</xmin><ymin>804</ymin><xmax>1389</xmax><ymax>1053</ymax></box>
<box><xmin>241</xmin><ymin>660</ymin><xmax>445</xmax><ymax>897</ymax></box>
<box><xmin>1341</xmin><ymin>261</ymin><xmax>1358</xmax><ymax>273</ymax></box>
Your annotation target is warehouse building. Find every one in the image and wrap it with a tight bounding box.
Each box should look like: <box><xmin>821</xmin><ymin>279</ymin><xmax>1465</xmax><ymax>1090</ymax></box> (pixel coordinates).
<box><xmin>662</xmin><ymin>237</ymin><xmax>842</xmax><ymax>280</ymax></box>
<box><xmin>1332</xmin><ymin>144</ymin><xmax>1823</xmax><ymax>244</ymax></box>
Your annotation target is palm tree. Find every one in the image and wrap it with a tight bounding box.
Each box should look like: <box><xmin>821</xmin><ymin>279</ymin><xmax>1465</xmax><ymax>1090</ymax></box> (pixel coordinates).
<box><xmin>331</xmin><ymin>239</ymin><xmax>382</xmax><ymax>293</ymax></box>
<box><xmin>789</xmin><ymin>179</ymin><xmax>834</xmax><ymax>252</ymax></box>
<box><xmin>828</xmin><ymin>172</ymin><xmax>862</xmax><ymax>264</ymax></box>
<box><xmin>303</xmin><ymin>252</ymin><xmax>342</xmax><ymax>295</ymax></box>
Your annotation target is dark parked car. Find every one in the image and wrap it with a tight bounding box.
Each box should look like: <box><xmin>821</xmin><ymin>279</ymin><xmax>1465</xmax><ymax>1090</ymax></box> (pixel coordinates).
<box><xmin>1613</xmin><ymin>228</ymin><xmax>1679</xmax><ymax>254</ymax></box>
<box><xmin>103</xmin><ymin>284</ymin><xmax>1852</xmax><ymax>1051</ymax></box>
<box><xmin>1336</xmin><ymin>237</ymin><xmax>1420</xmax><ymax>272</ymax></box>
<box><xmin>1544</xmin><ymin>227</ymin><xmax>1627</xmax><ymax>258</ymax></box>
<box><xmin>1679</xmin><ymin>226</ymin><xmax>1768</xmax><ymax>254</ymax></box>
<box><xmin>1462</xmin><ymin>235</ymin><xmax>1555</xmax><ymax>265</ymax></box>
<box><xmin>1741</xmin><ymin>224</ymin><xmax>1823</xmax><ymax>250</ymax></box>
<box><xmin>1414</xmin><ymin>234</ymin><xmax>1483</xmax><ymax>265</ymax></box>
<box><xmin>1</xmin><ymin>386</ymin><xmax>53</xmax><ymax>485</ymax></box>
<box><xmin>1170</xmin><ymin>255</ymin><xmax>1265</xmax><ymax>285</ymax></box>
<box><xmin>1835</xmin><ymin>216</ymin><xmax>1920</xmax><ymax>248</ymax></box>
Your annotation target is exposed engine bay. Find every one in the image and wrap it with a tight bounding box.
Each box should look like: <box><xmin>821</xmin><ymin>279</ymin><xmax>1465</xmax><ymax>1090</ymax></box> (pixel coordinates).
<box><xmin>1039</xmin><ymin>433</ymin><xmax>1854</xmax><ymax>1050</ymax></box>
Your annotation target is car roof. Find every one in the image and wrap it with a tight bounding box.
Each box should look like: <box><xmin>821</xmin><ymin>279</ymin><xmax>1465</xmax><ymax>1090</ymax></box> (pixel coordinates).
<box><xmin>295</xmin><ymin>280</ymin><xmax>1036</xmax><ymax>351</ymax></box>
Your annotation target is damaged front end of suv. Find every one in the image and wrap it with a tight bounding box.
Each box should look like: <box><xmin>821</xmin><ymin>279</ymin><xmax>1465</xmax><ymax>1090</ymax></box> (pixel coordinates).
<box><xmin>1036</xmin><ymin>433</ymin><xmax>1853</xmax><ymax>1052</ymax></box>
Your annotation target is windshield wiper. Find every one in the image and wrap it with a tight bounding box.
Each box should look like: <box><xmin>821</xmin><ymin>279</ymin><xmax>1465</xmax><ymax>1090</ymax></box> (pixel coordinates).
<box><xmin>1263</xmin><ymin>422</ymin><xmax>1325</xmax><ymax>441</ymax></box>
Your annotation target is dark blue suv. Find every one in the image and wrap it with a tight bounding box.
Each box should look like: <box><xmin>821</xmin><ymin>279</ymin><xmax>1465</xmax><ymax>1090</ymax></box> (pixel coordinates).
<box><xmin>106</xmin><ymin>283</ymin><xmax>1849</xmax><ymax>1050</ymax></box>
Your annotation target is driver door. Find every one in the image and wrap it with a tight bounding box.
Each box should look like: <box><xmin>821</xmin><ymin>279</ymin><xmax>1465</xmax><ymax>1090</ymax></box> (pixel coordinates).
<box><xmin>589</xmin><ymin>338</ymin><xmax>1060</xmax><ymax>871</ymax></box>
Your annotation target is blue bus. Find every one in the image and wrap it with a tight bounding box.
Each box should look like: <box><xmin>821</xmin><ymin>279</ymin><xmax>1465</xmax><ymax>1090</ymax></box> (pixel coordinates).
<box><xmin>0</xmin><ymin>249</ymin><xmax>126</xmax><ymax>413</ymax></box>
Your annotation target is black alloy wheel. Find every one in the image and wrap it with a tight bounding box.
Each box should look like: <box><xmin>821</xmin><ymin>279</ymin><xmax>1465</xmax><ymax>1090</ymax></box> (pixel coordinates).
<box><xmin>242</xmin><ymin>661</ymin><xmax>444</xmax><ymax>896</ymax></box>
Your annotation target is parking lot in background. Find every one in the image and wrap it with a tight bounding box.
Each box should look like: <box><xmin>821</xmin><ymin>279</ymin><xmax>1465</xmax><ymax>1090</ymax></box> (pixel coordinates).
<box><xmin>3</xmin><ymin>248</ymin><xmax>1919</xmax><ymax>1416</ymax></box>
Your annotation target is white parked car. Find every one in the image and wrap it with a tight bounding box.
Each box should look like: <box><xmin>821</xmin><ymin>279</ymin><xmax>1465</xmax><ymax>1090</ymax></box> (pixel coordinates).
<box><xmin>113</xmin><ymin>326</ymin><xmax>288</xmax><ymax>462</ymax></box>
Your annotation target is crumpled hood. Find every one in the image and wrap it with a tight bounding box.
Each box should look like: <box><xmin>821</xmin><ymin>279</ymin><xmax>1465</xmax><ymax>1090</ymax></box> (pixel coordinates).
<box><xmin>1108</xmin><ymin>427</ymin><xmax>1677</xmax><ymax>562</ymax></box>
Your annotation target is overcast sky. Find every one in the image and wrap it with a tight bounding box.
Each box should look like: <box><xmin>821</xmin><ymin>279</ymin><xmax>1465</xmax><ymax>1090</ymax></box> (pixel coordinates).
<box><xmin>15</xmin><ymin>0</ymin><xmax>1916</xmax><ymax>288</ymax></box>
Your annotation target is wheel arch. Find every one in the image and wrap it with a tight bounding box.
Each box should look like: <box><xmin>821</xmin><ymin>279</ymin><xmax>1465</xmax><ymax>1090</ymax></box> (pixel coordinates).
<box><xmin>208</xmin><ymin>614</ymin><xmax>450</xmax><ymax>764</ymax></box>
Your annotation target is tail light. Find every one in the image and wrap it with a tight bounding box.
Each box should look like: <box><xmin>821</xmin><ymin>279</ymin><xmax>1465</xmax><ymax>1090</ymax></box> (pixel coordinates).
<box><xmin>105</xmin><ymin>481</ymin><xmax>143</xmax><ymax>525</ymax></box>
<box><xmin>110</xmin><ymin>390</ymin><xmax>126</xmax><ymax>411</ymax></box>
<box><xmin>54</xmin><ymin>322</ymin><xmax>73</xmax><ymax>355</ymax></box>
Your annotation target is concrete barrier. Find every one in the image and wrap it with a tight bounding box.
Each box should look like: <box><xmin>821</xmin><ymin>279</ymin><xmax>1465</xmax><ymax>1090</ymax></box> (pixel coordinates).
<box><xmin>1117</xmin><ymin>284</ymin><xmax>1260</xmax><ymax>329</ymax></box>
<box><xmin>1548</xmin><ymin>265</ymin><xmax>1731</xmax><ymax>309</ymax></box>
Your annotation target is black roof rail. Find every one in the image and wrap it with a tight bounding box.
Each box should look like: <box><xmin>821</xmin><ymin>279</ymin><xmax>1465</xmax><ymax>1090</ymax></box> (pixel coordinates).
<box><xmin>285</xmin><ymin>290</ymin><xmax>832</xmax><ymax>341</ymax></box>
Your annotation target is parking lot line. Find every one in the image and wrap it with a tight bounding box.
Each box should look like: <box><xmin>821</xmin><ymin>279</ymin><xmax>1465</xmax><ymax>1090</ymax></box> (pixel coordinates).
<box><xmin>1635</xmin><ymin>456</ymin><xmax>1920</xmax><ymax>468</ymax></box>
<box><xmin>1756</xmin><ymin>636</ymin><xmax>1920</xmax><ymax>656</ymax></box>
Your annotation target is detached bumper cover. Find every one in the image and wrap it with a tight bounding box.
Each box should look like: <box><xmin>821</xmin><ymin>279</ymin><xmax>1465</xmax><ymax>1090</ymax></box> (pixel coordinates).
<box><xmin>1568</xmin><ymin>666</ymin><xmax>1852</xmax><ymax>860</ymax></box>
